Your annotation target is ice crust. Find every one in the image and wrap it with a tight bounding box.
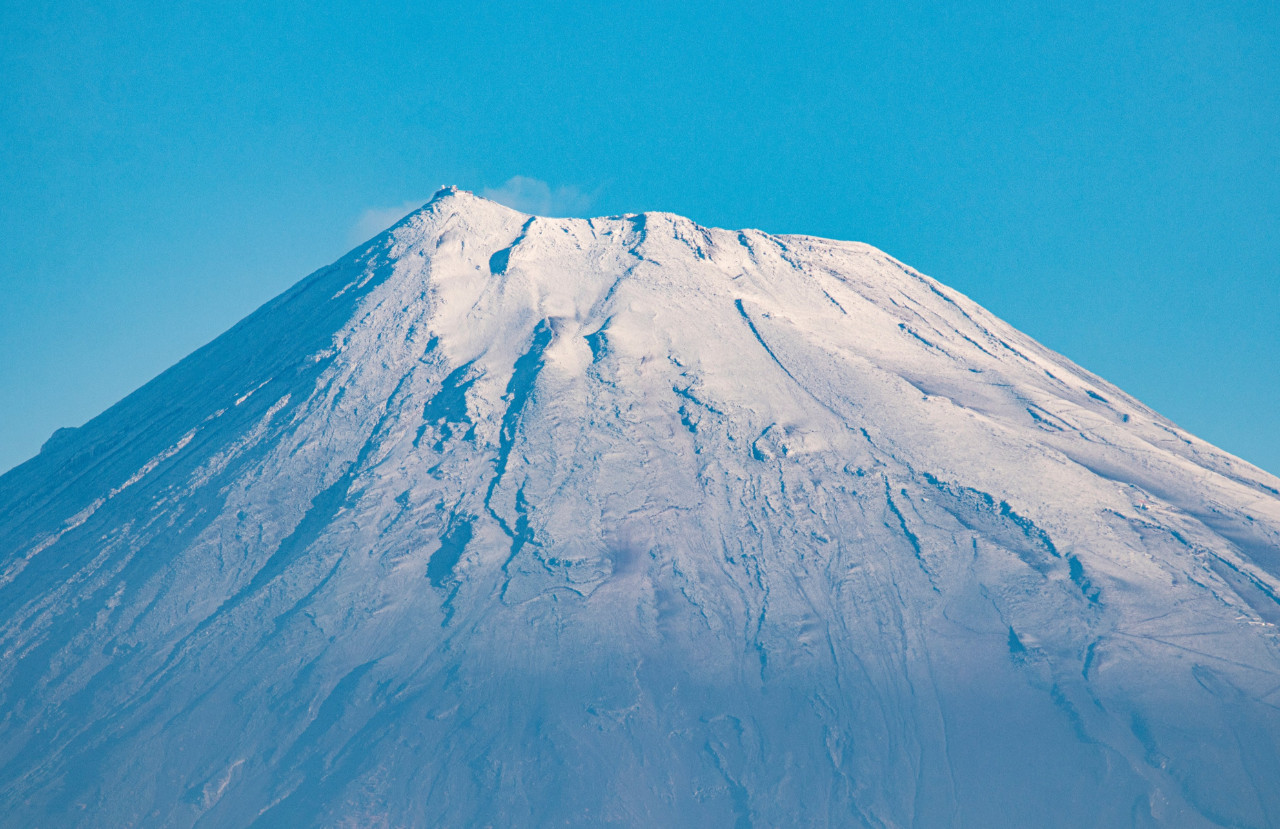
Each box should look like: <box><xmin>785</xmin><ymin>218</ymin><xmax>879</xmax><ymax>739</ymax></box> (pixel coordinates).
<box><xmin>1</xmin><ymin>187</ymin><xmax>1279</xmax><ymax>827</ymax></box>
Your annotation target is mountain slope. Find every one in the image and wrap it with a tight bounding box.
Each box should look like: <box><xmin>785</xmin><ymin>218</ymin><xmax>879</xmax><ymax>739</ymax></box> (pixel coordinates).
<box><xmin>2</xmin><ymin>188</ymin><xmax>1279</xmax><ymax>827</ymax></box>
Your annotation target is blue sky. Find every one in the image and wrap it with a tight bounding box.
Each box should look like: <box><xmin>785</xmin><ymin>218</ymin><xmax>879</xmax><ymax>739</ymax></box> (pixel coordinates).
<box><xmin>1</xmin><ymin>1</ymin><xmax>1277</xmax><ymax>475</ymax></box>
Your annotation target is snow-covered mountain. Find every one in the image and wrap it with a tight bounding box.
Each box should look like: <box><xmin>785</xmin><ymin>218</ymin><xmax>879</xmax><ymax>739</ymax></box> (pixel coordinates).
<box><xmin>2</xmin><ymin>187</ymin><xmax>1279</xmax><ymax>827</ymax></box>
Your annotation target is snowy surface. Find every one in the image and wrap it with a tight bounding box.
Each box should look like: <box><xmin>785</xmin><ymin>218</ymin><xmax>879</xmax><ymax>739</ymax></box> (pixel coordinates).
<box><xmin>1</xmin><ymin>187</ymin><xmax>1279</xmax><ymax>826</ymax></box>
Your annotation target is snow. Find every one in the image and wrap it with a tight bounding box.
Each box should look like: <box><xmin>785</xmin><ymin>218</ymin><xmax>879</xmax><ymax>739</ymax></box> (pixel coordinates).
<box><xmin>1</xmin><ymin>187</ymin><xmax>1278</xmax><ymax>826</ymax></box>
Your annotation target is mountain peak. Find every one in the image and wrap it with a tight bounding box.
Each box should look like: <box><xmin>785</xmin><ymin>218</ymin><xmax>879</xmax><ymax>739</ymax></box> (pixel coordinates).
<box><xmin>423</xmin><ymin>184</ymin><xmax>527</xmax><ymax>217</ymax></box>
<box><xmin>419</xmin><ymin>185</ymin><xmax>696</xmax><ymax>227</ymax></box>
<box><xmin>426</xmin><ymin>183</ymin><xmax>479</xmax><ymax>206</ymax></box>
<box><xmin>1</xmin><ymin>196</ymin><xmax>1278</xmax><ymax>826</ymax></box>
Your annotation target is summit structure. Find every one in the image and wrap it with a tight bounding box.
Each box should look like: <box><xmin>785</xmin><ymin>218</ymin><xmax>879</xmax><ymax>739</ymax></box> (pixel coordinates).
<box><xmin>1</xmin><ymin>188</ymin><xmax>1278</xmax><ymax>827</ymax></box>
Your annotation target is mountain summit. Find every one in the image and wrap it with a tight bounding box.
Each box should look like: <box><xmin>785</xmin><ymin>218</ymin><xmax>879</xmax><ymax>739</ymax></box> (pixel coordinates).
<box><xmin>2</xmin><ymin>188</ymin><xmax>1278</xmax><ymax>827</ymax></box>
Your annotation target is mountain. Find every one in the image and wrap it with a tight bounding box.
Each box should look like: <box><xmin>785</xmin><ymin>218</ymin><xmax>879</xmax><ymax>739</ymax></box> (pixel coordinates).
<box><xmin>1</xmin><ymin>187</ymin><xmax>1278</xmax><ymax>827</ymax></box>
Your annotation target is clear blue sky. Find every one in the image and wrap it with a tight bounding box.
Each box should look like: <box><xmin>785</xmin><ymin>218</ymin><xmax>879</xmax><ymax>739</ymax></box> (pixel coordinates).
<box><xmin>2</xmin><ymin>1</ymin><xmax>1277</xmax><ymax>475</ymax></box>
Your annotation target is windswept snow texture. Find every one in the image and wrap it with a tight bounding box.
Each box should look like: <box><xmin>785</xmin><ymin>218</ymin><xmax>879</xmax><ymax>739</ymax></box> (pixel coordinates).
<box><xmin>2</xmin><ymin>188</ymin><xmax>1280</xmax><ymax>828</ymax></box>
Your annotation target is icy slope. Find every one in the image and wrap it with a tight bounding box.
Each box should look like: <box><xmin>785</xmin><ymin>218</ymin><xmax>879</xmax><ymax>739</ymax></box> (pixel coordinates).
<box><xmin>1</xmin><ymin>187</ymin><xmax>1278</xmax><ymax>827</ymax></box>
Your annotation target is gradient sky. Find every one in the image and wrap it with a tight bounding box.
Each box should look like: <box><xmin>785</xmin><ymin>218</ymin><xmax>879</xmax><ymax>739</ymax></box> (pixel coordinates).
<box><xmin>1</xmin><ymin>0</ymin><xmax>1277</xmax><ymax>475</ymax></box>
